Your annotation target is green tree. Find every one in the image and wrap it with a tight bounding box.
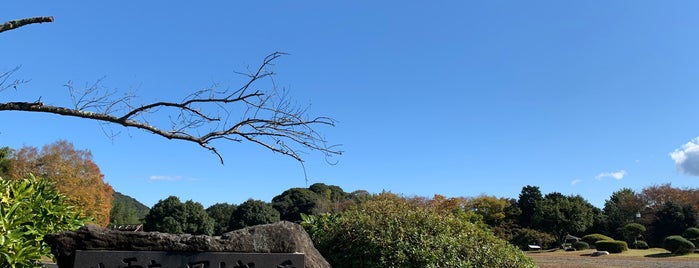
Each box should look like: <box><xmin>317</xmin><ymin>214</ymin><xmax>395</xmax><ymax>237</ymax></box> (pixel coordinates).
<box><xmin>532</xmin><ymin>193</ymin><xmax>594</xmax><ymax>245</ymax></box>
<box><xmin>1</xmin><ymin>175</ymin><xmax>89</xmax><ymax>267</ymax></box>
<box><xmin>503</xmin><ymin>198</ymin><xmax>522</xmax><ymax>223</ymax></box>
<box><xmin>649</xmin><ymin>201</ymin><xmax>698</xmax><ymax>246</ymax></box>
<box><xmin>144</xmin><ymin>196</ymin><xmax>184</xmax><ymax>233</ymax></box>
<box><xmin>229</xmin><ymin>199</ymin><xmax>280</xmax><ymax>231</ymax></box>
<box><xmin>272</xmin><ymin>188</ymin><xmax>321</xmax><ymax>222</ymax></box>
<box><xmin>182</xmin><ymin>200</ymin><xmax>214</xmax><ymax>235</ymax></box>
<box><xmin>603</xmin><ymin>188</ymin><xmax>644</xmax><ymax>238</ymax></box>
<box><xmin>309</xmin><ymin>183</ymin><xmax>349</xmax><ymax>213</ymax></box>
<box><xmin>517</xmin><ymin>185</ymin><xmax>543</xmax><ymax>228</ymax></box>
<box><xmin>467</xmin><ymin>195</ymin><xmax>509</xmax><ymax>226</ymax></box>
<box><xmin>349</xmin><ymin>190</ymin><xmax>372</xmax><ymax>204</ymax></box>
<box><xmin>206</xmin><ymin>203</ymin><xmax>237</xmax><ymax>235</ymax></box>
<box><xmin>623</xmin><ymin>223</ymin><xmax>646</xmax><ymax>247</ymax></box>
<box><xmin>585</xmin><ymin>206</ymin><xmax>609</xmax><ymax>236</ymax></box>
<box><xmin>144</xmin><ymin>196</ymin><xmax>214</xmax><ymax>235</ymax></box>
<box><xmin>0</xmin><ymin>147</ymin><xmax>12</xmax><ymax>178</ymax></box>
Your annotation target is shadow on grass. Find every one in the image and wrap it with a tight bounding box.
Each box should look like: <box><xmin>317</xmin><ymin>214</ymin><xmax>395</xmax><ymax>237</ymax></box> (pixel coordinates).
<box><xmin>526</xmin><ymin>249</ymin><xmax>559</xmax><ymax>254</ymax></box>
<box><xmin>645</xmin><ymin>252</ymin><xmax>674</xmax><ymax>258</ymax></box>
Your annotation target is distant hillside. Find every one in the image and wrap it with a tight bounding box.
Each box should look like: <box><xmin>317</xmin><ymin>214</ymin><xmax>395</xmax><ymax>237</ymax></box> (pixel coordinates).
<box><xmin>110</xmin><ymin>191</ymin><xmax>150</xmax><ymax>225</ymax></box>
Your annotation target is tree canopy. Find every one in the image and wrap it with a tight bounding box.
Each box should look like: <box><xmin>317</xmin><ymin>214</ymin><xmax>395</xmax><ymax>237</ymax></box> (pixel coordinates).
<box><xmin>272</xmin><ymin>188</ymin><xmax>321</xmax><ymax>222</ymax></box>
<box><xmin>5</xmin><ymin>140</ymin><xmax>113</xmax><ymax>226</ymax></box>
<box><xmin>228</xmin><ymin>199</ymin><xmax>280</xmax><ymax>231</ymax></box>
<box><xmin>517</xmin><ymin>185</ymin><xmax>543</xmax><ymax>228</ymax></box>
<box><xmin>206</xmin><ymin>203</ymin><xmax>237</xmax><ymax>235</ymax></box>
<box><xmin>532</xmin><ymin>193</ymin><xmax>595</xmax><ymax>244</ymax></box>
<box><xmin>144</xmin><ymin>196</ymin><xmax>214</xmax><ymax>235</ymax></box>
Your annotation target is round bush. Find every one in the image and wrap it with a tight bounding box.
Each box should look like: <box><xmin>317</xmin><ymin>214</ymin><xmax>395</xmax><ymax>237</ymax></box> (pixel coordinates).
<box><xmin>683</xmin><ymin>227</ymin><xmax>699</xmax><ymax>243</ymax></box>
<box><xmin>633</xmin><ymin>240</ymin><xmax>649</xmax><ymax>250</ymax></box>
<box><xmin>582</xmin><ymin>234</ymin><xmax>614</xmax><ymax>245</ymax></box>
<box><xmin>595</xmin><ymin>240</ymin><xmax>628</xmax><ymax>253</ymax></box>
<box><xmin>573</xmin><ymin>241</ymin><xmax>590</xmax><ymax>250</ymax></box>
<box><xmin>664</xmin><ymin>235</ymin><xmax>695</xmax><ymax>255</ymax></box>
<box><xmin>306</xmin><ymin>194</ymin><xmax>537</xmax><ymax>268</ymax></box>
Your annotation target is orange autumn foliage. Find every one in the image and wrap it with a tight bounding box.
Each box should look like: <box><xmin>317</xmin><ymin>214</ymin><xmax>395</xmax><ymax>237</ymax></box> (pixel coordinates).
<box><xmin>7</xmin><ymin>140</ymin><xmax>113</xmax><ymax>227</ymax></box>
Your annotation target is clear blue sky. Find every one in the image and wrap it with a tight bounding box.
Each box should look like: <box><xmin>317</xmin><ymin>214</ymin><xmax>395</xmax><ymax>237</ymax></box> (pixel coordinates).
<box><xmin>2</xmin><ymin>1</ymin><xmax>698</xmax><ymax>208</ymax></box>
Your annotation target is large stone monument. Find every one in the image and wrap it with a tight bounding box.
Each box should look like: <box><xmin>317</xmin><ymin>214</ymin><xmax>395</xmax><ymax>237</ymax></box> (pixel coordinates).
<box><xmin>44</xmin><ymin>221</ymin><xmax>330</xmax><ymax>268</ymax></box>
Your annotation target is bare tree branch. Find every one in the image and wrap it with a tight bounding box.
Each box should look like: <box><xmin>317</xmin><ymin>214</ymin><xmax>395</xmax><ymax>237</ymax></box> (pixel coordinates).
<box><xmin>0</xmin><ymin>67</ymin><xmax>29</xmax><ymax>92</ymax></box>
<box><xmin>0</xmin><ymin>52</ymin><xmax>342</xmax><ymax>164</ymax></box>
<box><xmin>0</xmin><ymin>16</ymin><xmax>54</xmax><ymax>34</ymax></box>
<box><xmin>1</xmin><ymin>16</ymin><xmax>340</xmax><ymax>165</ymax></box>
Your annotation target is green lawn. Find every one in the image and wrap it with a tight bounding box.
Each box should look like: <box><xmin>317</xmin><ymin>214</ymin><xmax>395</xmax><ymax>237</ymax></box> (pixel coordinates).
<box><xmin>562</xmin><ymin>248</ymin><xmax>699</xmax><ymax>259</ymax></box>
<box><xmin>626</xmin><ymin>248</ymin><xmax>699</xmax><ymax>258</ymax></box>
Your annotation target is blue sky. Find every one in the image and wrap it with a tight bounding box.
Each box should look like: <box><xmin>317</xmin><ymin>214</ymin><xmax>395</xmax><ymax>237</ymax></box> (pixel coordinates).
<box><xmin>2</xmin><ymin>1</ymin><xmax>698</xmax><ymax>208</ymax></box>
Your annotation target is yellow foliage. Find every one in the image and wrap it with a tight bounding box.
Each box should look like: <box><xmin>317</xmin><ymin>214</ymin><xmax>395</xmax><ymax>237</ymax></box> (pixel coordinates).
<box><xmin>7</xmin><ymin>140</ymin><xmax>113</xmax><ymax>227</ymax></box>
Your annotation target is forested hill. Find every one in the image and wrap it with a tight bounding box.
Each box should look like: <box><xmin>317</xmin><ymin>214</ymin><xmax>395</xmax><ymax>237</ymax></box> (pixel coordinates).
<box><xmin>110</xmin><ymin>191</ymin><xmax>150</xmax><ymax>225</ymax></box>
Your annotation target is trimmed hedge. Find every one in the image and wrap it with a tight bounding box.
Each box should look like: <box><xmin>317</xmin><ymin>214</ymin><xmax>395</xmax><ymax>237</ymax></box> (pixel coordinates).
<box><xmin>573</xmin><ymin>241</ymin><xmax>589</xmax><ymax>250</ymax></box>
<box><xmin>683</xmin><ymin>227</ymin><xmax>699</xmax><ymax>245</ymax></box>
<box><xmin>582</xmin><ymin>234</ymin><xmax>614</xmax><ymax>246</ymax></box>
<box><xmin>595</xmin><ymin>240</ymin><xmax>628</xmax><ymax>253</ymax></box>
<box><xmin>633</xmin><ymin>240</ymin><xmax>649</xmax><ymax>250</ymax></box>
<box><xmin>664</xmin><ymin>235</ymin><xmax>695</xmax><ymax>255</ymax></box>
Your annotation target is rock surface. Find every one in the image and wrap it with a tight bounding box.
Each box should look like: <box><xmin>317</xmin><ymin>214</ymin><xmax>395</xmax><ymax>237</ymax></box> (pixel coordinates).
<box><xmin>44</xmin><ymin>221</ymin><xmax>330</xmax><ymax>268</ymax></box>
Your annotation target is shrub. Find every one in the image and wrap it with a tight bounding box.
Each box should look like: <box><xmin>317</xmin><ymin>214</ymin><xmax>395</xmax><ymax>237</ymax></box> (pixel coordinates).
<box><xmin>303</xmin><ymin>193</ymin><xmax>537</xmax><ymax>268</ymax></box>
<box><xmin>582</xmin><ymin>233</ymin><xmax>614</xmax><ymax>245</ymax></box>
<box><xmin>509</xmin><ymin>227</ymin><xmax>557</xmax><ymax>250</ymax></box>
<box><xmin>595</xmin><ymin>240</ymin><xmax>628</xmax><ymax>253</ymax></box>
<box><xmin>633</xmin><ymin>240</ymin><xmax>649</xmax><ymax>249</ymax></box>
<box><xmin>573</xmin><ymin>241</ymin><xmax>590</xmax><ymax>250</ymax></box>
<box><xmin>682</xmin><ymin>227</ymin><xmax>699</xmax><ymax>244</ymax></box>
<box><xmin>664</xmin><ymin>235</ymin><xmax>695</xmax><ymax>255</ymax></box>
<box><xmin>623</xmin><ymin>223</ymin><xmax>646</xmax><ymax>244</ymax></box>
<box><xmin>0</xmin><ymin>176</ymin><xmax>89</xmax><ymax>267</ymax></box>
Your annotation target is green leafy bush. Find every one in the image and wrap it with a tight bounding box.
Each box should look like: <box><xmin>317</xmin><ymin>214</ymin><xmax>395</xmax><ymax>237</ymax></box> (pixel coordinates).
<box><xmin>682</xmin><ymin>227</ymin><xmax>699</xmax><ymax>245</ymax></box>
<box><xmin>573</xmin><ymin>241</ymin><xmax>590</xmax><ymax>250</ymax></box>
<box><xmin>664</xmin><ymin>235</ymin><xmax>695</xmax><ymax>255</ymax></box>
<box><xmin>633</xmin><ymin>240</ymin><xmax>649</xmax><ymax>250</ymax></box>
<box><xmin>623</xmin><ymin>223</ymin><xmax>646</xmax><ymax>245</ymax></box>
<box><xmin>508</xmin><ymin>227</ymin><xmax>557</xmax><ymax>250</ymax></box>
<box><xmin>302</xmin><ymin>193</ymin><xmax>536</xmax><ymax>268</ymax></box>
<box><xmin>595</xmin><ymin>240</ymin><xmax>628</xmax><ymax>253</ymax></box>
<box><xmin>0</xmin><ymin>176</ymin><xmax>89</xmax><ymax>267</ymax></box>
<box><xmin>582</xmin><ymin>233</ymin><xmax>614</xmax><ymax>246</ymax></box>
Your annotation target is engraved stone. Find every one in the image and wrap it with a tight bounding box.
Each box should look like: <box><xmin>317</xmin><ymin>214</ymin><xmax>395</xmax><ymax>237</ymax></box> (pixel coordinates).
<box><xmin>73</xmin><ymin>250</ymin><xmax>304</xmax><ymax>268</ymax></box>
<box><xmin>44</xmin><ymin>221</ymin><xmax>329</xmax><ymax>268</ymax></box>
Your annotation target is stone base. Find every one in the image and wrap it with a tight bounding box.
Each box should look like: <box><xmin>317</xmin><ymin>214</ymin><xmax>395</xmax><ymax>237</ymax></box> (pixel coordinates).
<box><xmin>44</xmin><ymin>221</ymin><xmax>329</xmax><ymax>268</ymax></box>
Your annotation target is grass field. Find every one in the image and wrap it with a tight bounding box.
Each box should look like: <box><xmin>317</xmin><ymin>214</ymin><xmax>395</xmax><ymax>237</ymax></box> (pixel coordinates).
<box><xmin>528</xmin><ymin>248</ymin><xmax>699</xmax><ymax>268</ymax></box>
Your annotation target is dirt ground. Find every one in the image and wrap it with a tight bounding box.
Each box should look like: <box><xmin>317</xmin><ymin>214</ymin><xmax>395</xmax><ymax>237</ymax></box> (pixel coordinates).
<box><xmin>528</xmin><ymin>249</ymin><xmax>699</xmax><ymax>268</ymax></box>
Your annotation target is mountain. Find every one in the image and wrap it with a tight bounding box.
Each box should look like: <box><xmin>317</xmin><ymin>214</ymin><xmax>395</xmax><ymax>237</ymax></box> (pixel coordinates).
<box><xmin>109</xmin><ymin>191</ymin><xmax>150</xmax><ymax>225</ymax></box>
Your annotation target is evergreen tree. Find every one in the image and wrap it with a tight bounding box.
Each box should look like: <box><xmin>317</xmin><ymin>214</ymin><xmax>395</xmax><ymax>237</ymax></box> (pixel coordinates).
<box><xmin>229</xmin><ymin>199</ymin><xmax>280</xmax><ymax>230</ymax></box>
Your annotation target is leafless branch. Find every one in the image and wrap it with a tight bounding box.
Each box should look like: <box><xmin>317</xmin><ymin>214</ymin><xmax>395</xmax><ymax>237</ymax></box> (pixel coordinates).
<box><xmin>0</xmin><ymin>16</ymin><xmax>54</xmax><ymax>34</ymax></box>
<box><xmin>0</xmin><ymin>52</ymin><xmax>342</xmax><ymax>164</ymax></box>
<box><xmin>0</xmin><ymin>67</ymin><xmax>29</xmax><ymax>92</ymax></box>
